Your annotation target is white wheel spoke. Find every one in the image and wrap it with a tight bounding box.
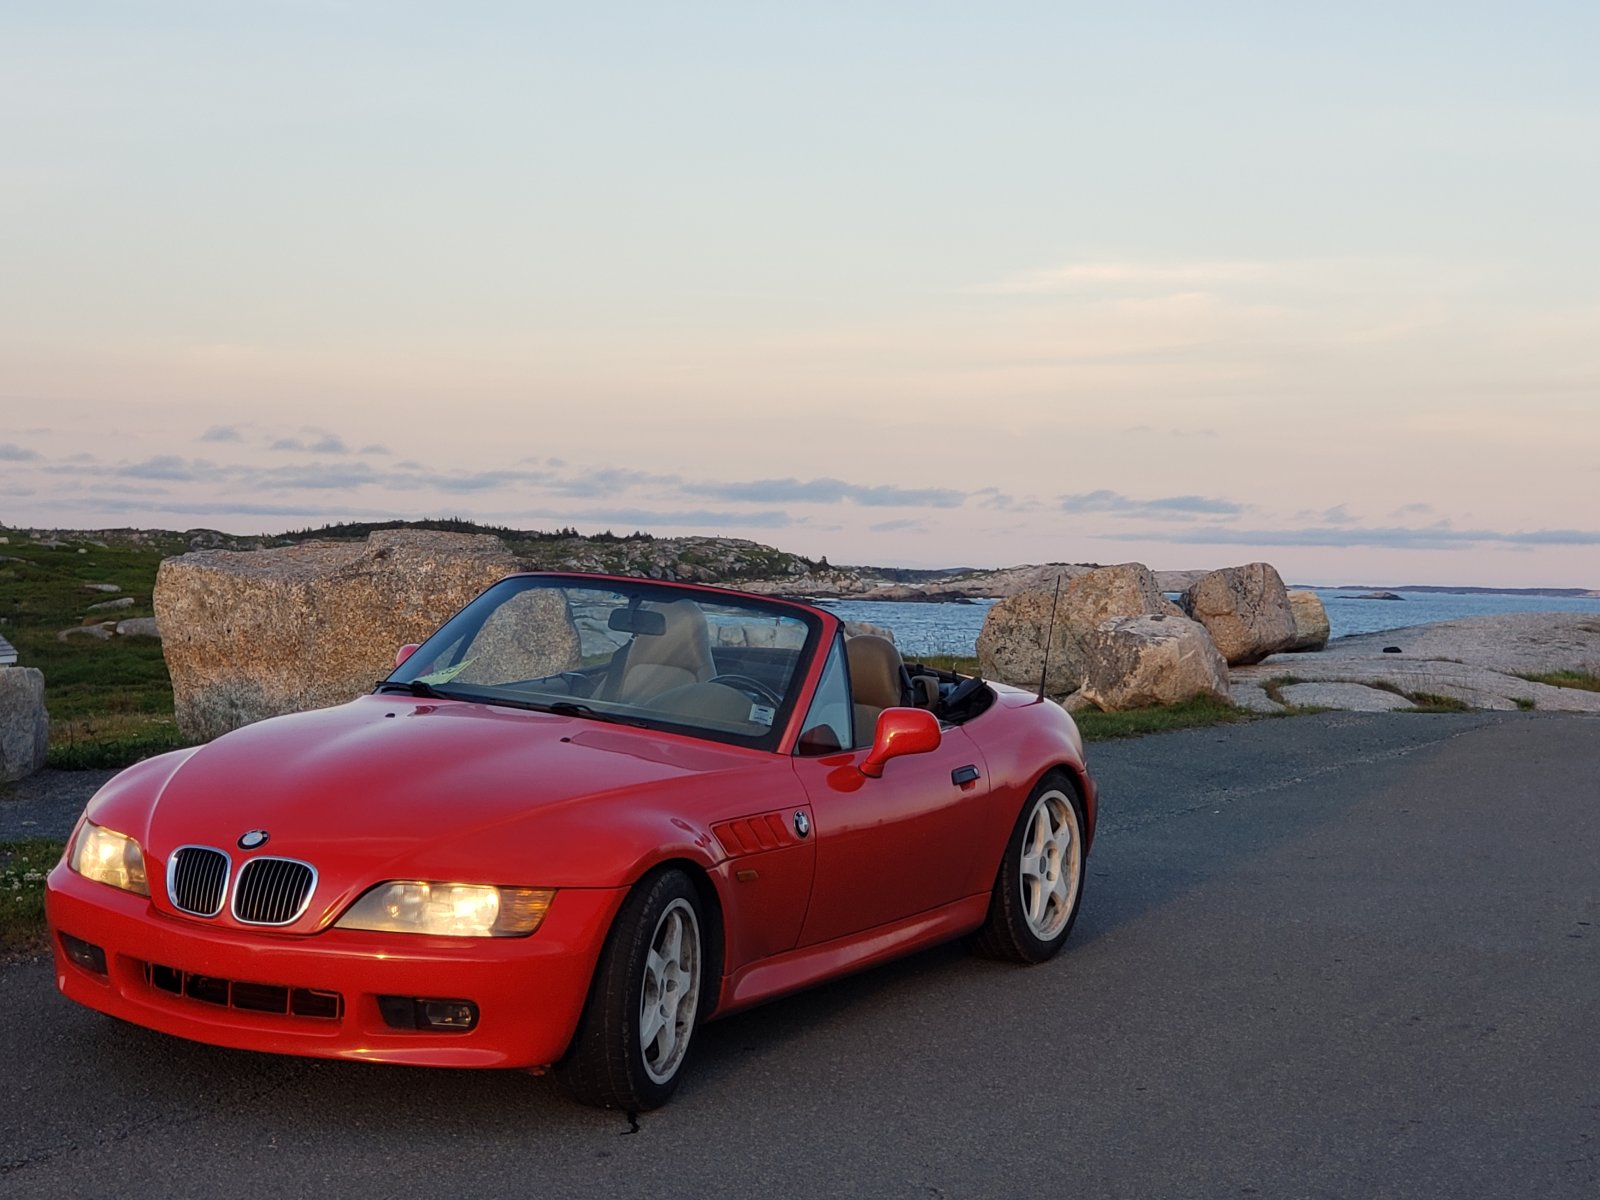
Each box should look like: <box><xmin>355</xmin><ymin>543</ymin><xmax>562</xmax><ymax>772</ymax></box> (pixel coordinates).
<box><xmin>639</xmin><ymin>1002</ymin><xmax>667</xmax><ymax>1050</ymax></box>
<box><xmin>653</xmin><ymin>1016</ymin><xmax>677</xmax><ymax>1062</ymax></box>
<box><xmin>1029</xmin><ymin>807</ymin><xmax>1050</xmax><ymax>856</ymax></box>
<box><xmin>1017</xmin><ymin>791</ymin><xmax>1081</xmax><ymax>942</ymax></box>
<box><xmin>1051</xmin><ymin>822</ymin><xmax>1074</xmax><ymax>861</ymax></box>
<box><xmin>1050</xmin><ymin>872</ymin><xmax>1070</xmax><ymax>912</ymax></box>
<box><xmin>637</xmin><ymin>894</ymin><xmax>702</xmax><ymax>1085</ymax></box>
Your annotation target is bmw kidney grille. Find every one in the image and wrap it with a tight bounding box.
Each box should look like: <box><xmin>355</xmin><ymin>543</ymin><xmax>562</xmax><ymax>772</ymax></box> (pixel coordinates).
<box><xmin>232</xmin><ymin>857</ymin><xmax>317</xmax><ymax>925</ymax></box>
<box><xmin>167</xmin><ymin>846</ymin><xmax>230</xmax><ymax>917</ymax></box>
<box><xmin>165</xmin><ymin>847</ymin><xmax>316</xmax><ymax>925</ymax></box>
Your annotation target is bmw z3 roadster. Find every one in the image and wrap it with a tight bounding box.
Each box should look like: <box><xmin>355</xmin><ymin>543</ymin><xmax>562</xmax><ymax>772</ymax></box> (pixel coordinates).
<box><xmin>47</xmin><ymin>573</ymin><xmax>1097</xmax><ymax>1108</ymax></box>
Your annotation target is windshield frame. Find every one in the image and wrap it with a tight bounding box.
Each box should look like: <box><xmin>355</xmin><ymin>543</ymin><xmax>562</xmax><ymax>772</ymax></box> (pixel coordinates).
<box><xmin>381</xmin><ymin>572</ymin><xmax>832</xmax><ymax>752</ymax></box>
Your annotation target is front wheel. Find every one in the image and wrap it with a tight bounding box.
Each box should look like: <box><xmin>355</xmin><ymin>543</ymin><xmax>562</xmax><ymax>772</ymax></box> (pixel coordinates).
<box><xmin>969</xmin><ymin>771</ymin><xmax>1086</xmax><ymax>963</ymax></box>
<box><xmin>556</xmin><ymin>870</ymin><xmax>705</xmax><ymax>1109</ymax></box>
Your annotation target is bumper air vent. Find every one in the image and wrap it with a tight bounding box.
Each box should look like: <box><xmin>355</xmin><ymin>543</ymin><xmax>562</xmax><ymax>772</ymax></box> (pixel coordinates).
<box><xmin>144</xmin><ymin>962</ymin><xmax>342</xmax><ymax>1019</ymax></box>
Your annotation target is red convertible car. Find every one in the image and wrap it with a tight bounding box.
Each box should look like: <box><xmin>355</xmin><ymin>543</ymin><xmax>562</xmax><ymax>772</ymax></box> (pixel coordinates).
<box><xmin>47</xmin><ymin>573</ymin><xmax>1097</xmax><ymax>1108</ymax></box>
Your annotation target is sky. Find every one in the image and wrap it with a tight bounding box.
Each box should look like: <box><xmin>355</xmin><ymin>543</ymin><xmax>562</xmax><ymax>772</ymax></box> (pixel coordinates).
<box><xmin>2</xmin><ymin>1</ymin><xmax>1597</xmax><ymax>587</ymax></box>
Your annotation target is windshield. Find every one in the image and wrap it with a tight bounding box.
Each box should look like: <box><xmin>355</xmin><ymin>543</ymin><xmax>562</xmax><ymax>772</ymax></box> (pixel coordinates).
<box><xmin>383</xmin><ymin>576</ymin><xmax>821</xmax><ymax>750</ymax></box>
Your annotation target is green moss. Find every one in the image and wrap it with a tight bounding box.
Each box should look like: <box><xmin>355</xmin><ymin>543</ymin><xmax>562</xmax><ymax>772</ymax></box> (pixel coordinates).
<box><xmin>1405</xmin><ymin>692</ymin><xmax>1471</xmax><ymax>713</ymax></box>
<box><xmin>1073</xmin><ymin>696</ymin><xmax>1260</xmax><ymax>741</ymax></box>
<box><xmin>1515</xmin><ymin>669</ymin><xmax>1600</xmax><ymax>693</ymax></box>
<box><xmin>1262</xmin><ymin>675</ymin><xmax>1304</xmax><ymax>706</ymax></box>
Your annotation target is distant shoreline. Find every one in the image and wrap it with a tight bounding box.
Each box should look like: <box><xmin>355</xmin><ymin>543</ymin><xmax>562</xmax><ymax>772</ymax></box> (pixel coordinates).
<box><xmin>1313</xmin><ymin>584</ymin><xmax>1600</xmax><ymax>599</ymax></box>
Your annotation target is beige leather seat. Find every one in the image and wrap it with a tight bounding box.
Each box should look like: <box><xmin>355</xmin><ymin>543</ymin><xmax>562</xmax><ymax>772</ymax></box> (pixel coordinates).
<box><xmin>845</xmin><ymin>635</ymin><xmax>909</xmax><ymax>747</ymax></box>
<box><xmin>611</xmin><ymin>600</ymin><xmax>715</xmax><ymax>702</ymax></box>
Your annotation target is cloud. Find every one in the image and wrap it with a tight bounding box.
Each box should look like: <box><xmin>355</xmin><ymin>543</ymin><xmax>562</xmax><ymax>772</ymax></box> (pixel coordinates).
<box><xmin>257</xmin><ymin>463</ymin><xmax>384</xmax><ymax>490</ymax></box>
<box><xmin>199</xmin><ymin>425</ymin><xmax>244</xmax><ymax>443</ymax></box>
<box><xmin>1123</xmin><ymin>425</ymin><xmax>1219</xmax><ymax>439</ymax></box>
<box><xmin>358</xmin><ymin>443</ymin><xmax>393</xmax><ymax>456</ymax></box>
<box><xmin>1107</xmin><ymin>525</ymin><xmax>1600</xmax><ymax>550</ymax></box>
<box><xmin>270</xmin><ymin>433</ymin><xmax>351</xmax><ymax>454</ymax></box>
<box><xmin>0</xmin><ymin>443</ymin><xmax>42</xmax><ymax>461</ymax></box>
<box><xmin>545</xmin><ymin>507</ymin><xmax>796</xmax><ymax>530</ymax></box>
<box><xmin>979</xmin><ymin>260</ymin><xmax>1272</xmax><ymax>295</ymax></box>
<box><xmin>543</xmin><ymin>467</ymin><xmax>675</xmax><ymax>498</ymax></box>
<box><xmin>1059</xmin><ymin>490</ymin><xmax>1246</xmax><ymax>518</ymax></box>
<box><xmin>684</xmin><ymin>477</ymin><xmax>965</xmax><ymax>509</ymax></box>
<box><xmin>867</xmin><ymin>518</ymin><xmax>927</xmax><ymax>534</ymax></box>
<box><xmin>57</xmin><ymin>497</ymin><xmax>404</xmax><ymax>520</ymax></box>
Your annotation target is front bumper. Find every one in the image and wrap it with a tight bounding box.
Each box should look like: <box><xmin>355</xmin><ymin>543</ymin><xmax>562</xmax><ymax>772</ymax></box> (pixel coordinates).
<box><xmin>45</xmin><ymin>862</ymin><xmax>625</xmax><ymax>1069</ymax></box>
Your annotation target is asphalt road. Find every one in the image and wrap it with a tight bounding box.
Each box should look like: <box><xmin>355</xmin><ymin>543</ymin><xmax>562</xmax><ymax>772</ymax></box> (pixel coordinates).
<box><xmin>3</xmin><ymin>712</ymin><xmax>1597</xmax><ymax>1199</ymax></box>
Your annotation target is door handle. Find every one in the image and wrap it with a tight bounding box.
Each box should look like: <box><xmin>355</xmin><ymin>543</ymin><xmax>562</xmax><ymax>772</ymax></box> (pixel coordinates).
<box><xmin>951</xmin><ymin>765</ymin><xmax>981</xmax><ymax>786</ymax></box>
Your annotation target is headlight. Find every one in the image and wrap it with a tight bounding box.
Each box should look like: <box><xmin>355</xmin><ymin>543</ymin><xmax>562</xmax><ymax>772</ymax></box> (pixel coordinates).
<box><xmin>335</xmin><ymin>881</ymin><xmax>555</xmax><ymax>937</ymax></box>
<box><xmin>69</xmin><ymin>822</ymin><xmax>150</xmax><ymax>896</ymax></box>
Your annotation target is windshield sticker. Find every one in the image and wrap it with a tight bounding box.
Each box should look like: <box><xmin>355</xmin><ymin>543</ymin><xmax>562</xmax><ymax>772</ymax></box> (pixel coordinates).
<box><xmin>748</xmin><ymin>704</ymin><xmax>776</xmax><ymax>727</ymax></box>
<box><xmin>417</xmin><ymin>657</ymin><xmax>476</xmax><ymax>684</ymax></box>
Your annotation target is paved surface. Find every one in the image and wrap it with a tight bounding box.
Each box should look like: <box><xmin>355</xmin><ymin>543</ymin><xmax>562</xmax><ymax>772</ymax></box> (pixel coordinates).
<box><xmin>3</xmin><ymin>712</ymin><xmax>1598</xmax><ymax>1198</ymax></box>
<box><xmin>0</xmin><ymin>769</ymin><xmax>115</xmax><ymax>841</ymax></box>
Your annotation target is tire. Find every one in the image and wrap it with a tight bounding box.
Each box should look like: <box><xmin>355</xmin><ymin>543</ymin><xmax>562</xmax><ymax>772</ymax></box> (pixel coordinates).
<box><xmin>969</xmin><ymin>771</ymin><xmax>1086</xmax><ymax>964</ymax></box>
<box><xmin>557</xmin><ymin>869</ymin><xmax>705</xmax><ymax>1110</ymax></box>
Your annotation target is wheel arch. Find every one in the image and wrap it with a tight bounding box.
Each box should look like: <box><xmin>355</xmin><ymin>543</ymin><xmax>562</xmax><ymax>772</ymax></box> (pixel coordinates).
<box><xmin>626</xmin><ymin>856</ymin><xmax>728</xmax><ymax>1021</ymax></box>
<box><xmin>1037</xmin><ymin>759</ymin><xmax>1097</xmax><ymax>854</ymax></box>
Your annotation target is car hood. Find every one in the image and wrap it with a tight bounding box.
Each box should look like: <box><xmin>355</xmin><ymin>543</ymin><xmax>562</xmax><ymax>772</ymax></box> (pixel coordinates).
<box><xmin>88</xmin><ymin>694</ymin><xmax>760</xmax><ymax>900</ymax></box>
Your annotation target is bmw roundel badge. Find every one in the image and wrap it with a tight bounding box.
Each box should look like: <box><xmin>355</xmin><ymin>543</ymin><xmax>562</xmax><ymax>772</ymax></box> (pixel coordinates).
<box><xmin>238</xmin><ymin>829</ymin><xmax>270</xmax><ymax>850</ymax></box>
<box><xmin>793</xmin><ymin>810</ymin><xmax>810</xmax><ymax>838</ymax></box>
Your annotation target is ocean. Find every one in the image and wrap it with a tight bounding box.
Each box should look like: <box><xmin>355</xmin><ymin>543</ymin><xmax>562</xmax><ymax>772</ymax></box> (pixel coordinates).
<box><xmin>820</xmin><ymin>589</ymin><xmax>1600</xmax><ymax>658</ymax></box>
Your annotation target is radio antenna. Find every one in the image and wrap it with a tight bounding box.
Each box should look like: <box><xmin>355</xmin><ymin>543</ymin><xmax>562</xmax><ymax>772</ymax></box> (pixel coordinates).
<box><xmin>1036</xmin><ymin>573</ymin><xmax>1064</xmax><ymax>703</ymax></box>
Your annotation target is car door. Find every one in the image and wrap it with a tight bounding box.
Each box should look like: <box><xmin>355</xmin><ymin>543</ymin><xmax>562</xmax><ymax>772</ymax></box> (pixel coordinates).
<box><xmin>787</xmin><ymin>635</ymin><xmax>993</xmax><ymax>946</ymax></box>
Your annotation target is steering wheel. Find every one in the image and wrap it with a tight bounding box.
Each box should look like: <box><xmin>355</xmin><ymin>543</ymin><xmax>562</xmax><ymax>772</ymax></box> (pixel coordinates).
<box><xmin>707</xmin><ymin>674</ymin><xmax>783</xmax><ymax>707</ymax></box>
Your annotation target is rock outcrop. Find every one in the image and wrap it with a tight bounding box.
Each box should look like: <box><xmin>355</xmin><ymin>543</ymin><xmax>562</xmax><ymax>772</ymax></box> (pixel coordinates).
<box><xmin>977</xmin><ymin>563</ymin><xmax>1182</xmax><ymax>698</ymax></box>
<box><xmin>1080</xmin><ymin>614</ymin><xmax>1231</xmax><ymax>711</ymax></box>
<box><xmin>1228</xmin><ymin>613</ymin><xmax>1600</xmax><ymax>713</ymax></box>
<box><xmin>1181</xmin><ymin>563</ymin><xmax>1298</xmax><ymax>665</ymax></box>
<box><xmin>0</xmin><ymin>667</ymin><xmax>49</xmax><ymax>783</ymax></box>
<box><xmin>1285</xmin><ymin>589</ymin><xmax>1331</xmax><ymax>652</ymax></box>
<box><xmin>156</xmin><ymin>530</ymin><xmax>522</xmax><ymax>740</ymax></box>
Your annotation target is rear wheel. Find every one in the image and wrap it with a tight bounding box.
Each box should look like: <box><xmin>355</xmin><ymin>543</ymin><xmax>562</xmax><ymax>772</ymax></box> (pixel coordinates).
<box><xmin>970</xmin><ymin>771</ymin><xmax>1085</xmax><ymax>963</ymax></box>
<box><xmin>557</xmin><ymin>870</ymin><xmax>704</xmax><ymax>1109</ymax></box>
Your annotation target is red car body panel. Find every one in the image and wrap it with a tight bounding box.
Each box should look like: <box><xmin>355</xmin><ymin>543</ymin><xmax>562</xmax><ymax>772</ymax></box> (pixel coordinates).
<box><xmin>45</xmin><ymin>573</ymin><xmax>1097</xmax><ymax>1071</ymax></box>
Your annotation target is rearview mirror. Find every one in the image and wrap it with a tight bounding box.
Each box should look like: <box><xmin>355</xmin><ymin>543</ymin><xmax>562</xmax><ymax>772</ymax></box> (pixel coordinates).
<box><xmin>608</xmin><ymin>607</ymin><xmax>667</xmax><ymax>636</ymax></box>
<box><xmin>394</xmin><ymin>644</ymin><xmax>420</xmax><ymax>668</ymax></box>
<box><xmin>860</xmin><ymin>708</ymin><xmax>941</xmax><ymax>779</ymax></box>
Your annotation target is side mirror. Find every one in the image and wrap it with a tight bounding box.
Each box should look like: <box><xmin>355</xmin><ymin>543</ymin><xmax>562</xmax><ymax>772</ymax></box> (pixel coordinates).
<box><xmin>860</xmin><ymin>708</ymin><xmax>941</xmax><ymax>779</ymax></box>
<box><xmin>394</xmin><ymin>644</ymin><xmax>420</xmax><ymax>668</ymax></box>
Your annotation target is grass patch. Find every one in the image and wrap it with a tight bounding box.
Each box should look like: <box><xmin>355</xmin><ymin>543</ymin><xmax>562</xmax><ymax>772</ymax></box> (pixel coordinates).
<box><xmin>1262</xmin><ymin>675</ymin><xmax>1304</xmax><ymax>706</ymax></box>
<box><xmin>0</xmin><ymin>533</ymin><xmax>179</xmax><ymax>768</ymax></box>
<box><xmin>1406</xmin><ymin>692</ymin><xmax>1471</xmax><ymax>713</ymax></box>
<box><xmin>0</xmin><ymin>840</ymin><xmax>65</xmax><ymax>960</ymax></box>
<box><xmin>48</xmin><ymin>712</ymin><xmax>190</xmax><ymax>769</ymax></box>
<box><xmin>1514</xmin><ymin>697</ymin><xmax>1537</xmax><ymax>711</ymax></box>
<box><xmin>1515</xmin><ymin>669</ymin><xmax>1600</xmax><ymax>693</ymax></box>
<box><xmin>1073</xmin><ymin>696</ymin><xmax>1256</xmax><ymax>741</ymax></box>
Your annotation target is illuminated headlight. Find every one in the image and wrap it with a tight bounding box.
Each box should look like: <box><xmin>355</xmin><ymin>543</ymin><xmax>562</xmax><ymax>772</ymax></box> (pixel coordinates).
<box><xmin>335</xmin><ymin>881</ymin><xmax>555</xmax><ymax>937</ymax></box>
<box><xmin>69</xmin><ymin>822</ymin><xmax>150</xmax><ymax>896</ymax></box>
